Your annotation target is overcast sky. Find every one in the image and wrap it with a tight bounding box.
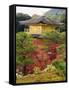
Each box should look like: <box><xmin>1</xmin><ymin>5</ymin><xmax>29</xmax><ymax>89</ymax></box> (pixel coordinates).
<box><xmin>16</xmin><ymin>6</ymin><xmax>51</xmax><ymax>16</ymax></box>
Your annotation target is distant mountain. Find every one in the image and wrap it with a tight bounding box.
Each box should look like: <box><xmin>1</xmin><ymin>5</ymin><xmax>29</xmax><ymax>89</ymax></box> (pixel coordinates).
<box><xmin>32</xmin><ymin>14</ymin><xmax>40</xmax><ymax>18</ymax></box>
<box><xmin>45</xmin><ymin>9</ymin><xmax>65</xmax><ymax>15</ymax></box>
<box><xmin>44</xmin><ymin>9</ymin><xmax>66</xmax><ymax>22</ymax></box>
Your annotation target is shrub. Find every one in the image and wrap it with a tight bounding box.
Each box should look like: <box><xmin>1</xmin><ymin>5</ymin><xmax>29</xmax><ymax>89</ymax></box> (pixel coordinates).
<box><xmin>52</xmin><ymin>60</ymin><xmax>66</xmax><ymax>76</ymax></box>
<box><xmin>42</xmin><ymin>31</ymin><xmax>66</xmax><ymax>44</ymax></box>
<box><xmin>33</xmin><ymin>67</ymin><xmax>41</xmax><ymax>74</ymax></box>
<box><xmin>56</xmin><ymin>44</ymin><xmax>66</xmax><ymax>59</ymax></box>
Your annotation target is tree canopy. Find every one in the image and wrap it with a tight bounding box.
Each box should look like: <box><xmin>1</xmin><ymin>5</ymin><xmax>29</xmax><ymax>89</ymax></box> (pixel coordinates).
<box><xmin>16</xmin><ymin>13</ymin><xmax>31</xmax><ymax>32</ymax></box>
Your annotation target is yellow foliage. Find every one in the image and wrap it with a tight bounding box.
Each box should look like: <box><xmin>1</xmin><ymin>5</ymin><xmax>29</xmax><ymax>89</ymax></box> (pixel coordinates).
<box><xmin>16</xmin><ymin>65</ymin><xmax>65</xmax><ymax>83</ymax></box>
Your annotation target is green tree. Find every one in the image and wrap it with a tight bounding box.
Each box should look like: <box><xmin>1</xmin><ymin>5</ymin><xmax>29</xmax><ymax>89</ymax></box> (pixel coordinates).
<box><xmin>16</xmin><ymin>32</ymin><xmax>35</xmax><ymax>53</ymax></box>
<box><xmin>16</xmin><ymin>13</ymin><xmax>31</xmax><ymax>32</ymax></box>
<box><xmin>16</xmin><ymin>32</ymin><xmax>36</xmax><ymax>74</ymax></box>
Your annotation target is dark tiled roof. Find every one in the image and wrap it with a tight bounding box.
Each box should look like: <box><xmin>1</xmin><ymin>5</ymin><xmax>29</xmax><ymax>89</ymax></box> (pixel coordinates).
<box><xmin>19</xmin><ymin>16</ymin><xmax>63</xmax><ymax>26</ymax></box>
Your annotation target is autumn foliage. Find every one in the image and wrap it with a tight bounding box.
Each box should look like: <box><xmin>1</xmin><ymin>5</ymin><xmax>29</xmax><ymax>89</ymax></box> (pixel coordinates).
<box><xmin>16</xmin><ymin>31</ymin><xmax>66</xmax><ymax>83</ymax></box>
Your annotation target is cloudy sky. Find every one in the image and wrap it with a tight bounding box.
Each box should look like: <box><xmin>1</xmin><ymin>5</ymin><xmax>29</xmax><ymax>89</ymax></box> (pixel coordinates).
<box><xmin>16</xmin><ymin>6</ymin><xmax>51</xmax><ymax>16</ymax></box>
